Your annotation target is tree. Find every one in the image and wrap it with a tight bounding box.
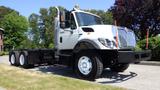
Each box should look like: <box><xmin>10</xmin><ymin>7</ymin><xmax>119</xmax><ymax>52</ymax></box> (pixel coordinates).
<box><xmin>0</xmin><ymin>6</ymin><xmax>15</xmax><ymax>21</ymax></box>
<box><xmin>28</xmin><ymin>13</ymin><xmax>41</xmax><ymax>48</ymax></box>
<box><xmin>0</xmin><ymin>6</ymin><xmax>16</xmax><ymax>29</ymax></box>
<box><xmin>39</xmin><ymin>7</ymin><xmax>63</xmax><ymax>48</ymax></box>
<box><xmin>1</xmin><ymin>11</ymin><xmax>28</xmax><ymax>50</ymax></box>
<box><xmin>29</xmin><ymin>7</ymin><xmax>63</xmax><ymax>48</ymax></box>
<box><xmin>110</xmin><ymin>0</ymin><xmax>160</xmax><ymax>39</ymax></box>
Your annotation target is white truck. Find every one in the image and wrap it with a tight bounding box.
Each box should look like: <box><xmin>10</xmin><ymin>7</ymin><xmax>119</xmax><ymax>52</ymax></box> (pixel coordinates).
<box><xmin>9</xmin><ymin>7</ymin><xmax>151</xmax><ymax>80</ymax></box>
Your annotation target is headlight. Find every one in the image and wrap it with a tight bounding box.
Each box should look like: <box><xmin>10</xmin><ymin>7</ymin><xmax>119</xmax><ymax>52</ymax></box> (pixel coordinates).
<box><xmin>98</xmin><ymin>38</ymin><xmax>116</xmax><ymax>48</ymax></box>
<box><xmin>98</xmin><ymin>38</ymin><xmax>107</xmax><ymax>46</ymax></box>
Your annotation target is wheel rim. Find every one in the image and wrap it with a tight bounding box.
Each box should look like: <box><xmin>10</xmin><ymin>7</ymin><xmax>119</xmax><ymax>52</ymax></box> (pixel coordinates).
<box><xmin>10</xmin><ymin>54</ymin><xmax>15</xmax><ymax>64</ymax></box>
<box><xmin>78</xmin><ymin>56</ymin><xmax>92</xmax><ymax>75</ymax></box>
<box><xmin>19</xmin><ymin>54</ymin><xmax>25</xmax><ymax>66</ymax></box>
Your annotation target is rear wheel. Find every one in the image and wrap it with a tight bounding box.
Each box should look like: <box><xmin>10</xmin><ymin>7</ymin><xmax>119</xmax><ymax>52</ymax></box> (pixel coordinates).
<box><xmin>19</xmin><ymin>52</ymin><xmax>33</xmax><ymax>68</ymax></box>
<box><xmin>75</xmin><ymin>51</ymin><xmax>103</xmax><ymax>80</ymax></box>
<box><xmin>19</xmin><ymin>54</ymin><xmax>25</xmax><ymax>66</ymax></box>
<box><xmin>9</xmin><ymin>52</ymin><xmax>19</xmax><ymax>66</ymax></box>
<box><xmin>110</xmin><ymin>64</ymin><xmax>129</xmax><ymax>72</ymax></box>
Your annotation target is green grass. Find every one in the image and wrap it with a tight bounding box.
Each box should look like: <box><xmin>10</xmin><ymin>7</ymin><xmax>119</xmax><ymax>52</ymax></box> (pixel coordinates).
<box><xmin>0</xmin><ymin>64</ymin><xmax>125</xmax><ymax>90</ymax></box>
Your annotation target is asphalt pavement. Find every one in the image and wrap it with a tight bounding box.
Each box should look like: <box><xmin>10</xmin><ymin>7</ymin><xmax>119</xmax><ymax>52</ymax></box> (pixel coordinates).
<box><xmin>96</xmin><ymin>64</ymin><xmax>160</xmax><ymax>90</ymax></box>
<box><xmin>0</xmin><ymin>55</ymin><xmax>160</xmax><ymax>90</ymax></box>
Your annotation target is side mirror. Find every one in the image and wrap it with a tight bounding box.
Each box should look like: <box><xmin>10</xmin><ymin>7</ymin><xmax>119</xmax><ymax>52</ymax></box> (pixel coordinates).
<box><xmin>71</xmin><ymin>24</ymin><xmax>76</xmax><ymax>30</ymax></box>
<box><xmin>60</xmin><ymin>11</ymin><xmax>66</xmax><ymax>29</ymax></box>
<box><xmin>60</xmin><ymin>22</ymin><xmax>65</xmax><ymax>29</ymax></box>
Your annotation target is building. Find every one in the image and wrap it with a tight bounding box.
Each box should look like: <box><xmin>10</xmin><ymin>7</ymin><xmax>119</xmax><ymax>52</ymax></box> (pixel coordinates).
<box><xmin>0</xmin><ymin>28</ymin><xmax>4</xmax><ymax>52</ymax></box>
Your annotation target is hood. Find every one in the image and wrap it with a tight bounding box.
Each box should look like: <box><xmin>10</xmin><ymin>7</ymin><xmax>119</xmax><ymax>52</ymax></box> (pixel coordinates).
<box><xmin>81</xmin><ymin>25</ymin><xmax>114</xmax><ymax>39</ymax></box>
<box><xmin>81</xmin><ymin>25</ymin><xmax>136</xmax><ymax>49</ymax></box>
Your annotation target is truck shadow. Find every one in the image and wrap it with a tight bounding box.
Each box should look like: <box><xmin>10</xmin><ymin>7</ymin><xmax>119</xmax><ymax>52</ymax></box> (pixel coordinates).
<box><xmin>32</xmin><ymin>65</ymin><xmax>76</xmax><ymax>78</ymax></box>
<box><xmin>97</xmin><ymin>69</ymin><xmax>137</xmax><ymax>84</ymax></box>
<box><xmin>33</xmin><ymin>65</ymin><xmax>137</xmax><ymax>83</ymax></box>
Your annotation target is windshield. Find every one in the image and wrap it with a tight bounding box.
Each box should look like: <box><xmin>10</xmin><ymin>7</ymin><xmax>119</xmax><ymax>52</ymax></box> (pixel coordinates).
<box><xmin>75</xmin><ymin>12</ymin><xmax>103</xmax><ymax>26</ymax></box>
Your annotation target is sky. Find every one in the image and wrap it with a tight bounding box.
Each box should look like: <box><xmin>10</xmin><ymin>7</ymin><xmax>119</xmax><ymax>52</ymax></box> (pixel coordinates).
<box><xmin>0</xmin><ymin>0</ymin><xmax>115</xmax><ymax>18</ymax></box>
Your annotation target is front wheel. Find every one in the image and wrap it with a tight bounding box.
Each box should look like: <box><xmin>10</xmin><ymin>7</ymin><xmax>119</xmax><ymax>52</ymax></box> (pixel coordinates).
<box><xmin>75</xmin><ymin>51</ymin><xmax>103</xmax><ymax>80</ymax></box>
<box><xmin>110</xmin><ymin>64</ymin><xmax>129</xmax><ymax>72</ymax></box>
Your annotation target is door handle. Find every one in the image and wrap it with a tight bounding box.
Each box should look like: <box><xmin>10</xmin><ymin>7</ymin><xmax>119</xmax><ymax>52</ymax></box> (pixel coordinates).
<box><xmin>60</xmin><ymin>37</ymin><xmax>62</xmax><ymax>43</ymax></box>
<box><xmin>60</xmin><ymin>31</ymin><xmax>64</xmax><ymax>33</ymax></box>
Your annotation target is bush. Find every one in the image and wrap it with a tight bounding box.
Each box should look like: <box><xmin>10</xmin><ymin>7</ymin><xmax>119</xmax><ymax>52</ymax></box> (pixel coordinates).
<box><xmin>49</xmin><ymin>43</ymin><xmax>54</xmax><ymax>48</ymax></box>
<box><xmin>137</xmin><ymin>36</ymin><xmax>160</xmax><ymax>60</ymax></box>
<box><xmin>0</xmin><ymin>51</ymin><xmax>9</xmax><ymax>56</ymax></box>
<box><xmin>134</xmin><ymin>45</ymin><xmax>142</xmax><ymax>51</ymax></box>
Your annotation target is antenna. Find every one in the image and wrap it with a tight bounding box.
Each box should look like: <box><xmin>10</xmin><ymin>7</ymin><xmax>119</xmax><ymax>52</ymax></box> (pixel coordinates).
<box><xmin>74</xmin><ymin>4</ymin><xmax>80</xmax><ymax>10</ymax></box>
<box><xmin>74</xmin><ymin>4</ymin><xmax>80</xmax><ymax>9</ymax></box>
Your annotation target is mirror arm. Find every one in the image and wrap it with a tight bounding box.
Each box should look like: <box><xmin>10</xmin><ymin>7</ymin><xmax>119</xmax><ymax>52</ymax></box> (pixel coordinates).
<box><xmin>65</xmin><ymin>29</ymin><xmax>73</xmax><ymax>34</ymax></box>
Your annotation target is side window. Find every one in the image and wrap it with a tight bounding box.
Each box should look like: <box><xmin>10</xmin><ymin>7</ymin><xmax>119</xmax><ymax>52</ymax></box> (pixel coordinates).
<box><xmin>70</xmin><ymin>14</ymin><xmax>77</xmax><ymax>29</ymax></box>
<box><xmin>60</xmin><ymin>10</ymin><xmax>70</xmax><ymax>29</ymax></box>
<box><xmin>60</xmin><ymin>11</ymin><xmax>77</xmax><ymax>29</ymax></box>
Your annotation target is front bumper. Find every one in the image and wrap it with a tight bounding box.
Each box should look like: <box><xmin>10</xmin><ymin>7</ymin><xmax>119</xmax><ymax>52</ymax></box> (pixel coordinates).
<box><xmin>118</xmin><ymin>50</ymin><xmax>151</xmax><ymax>63</ymax></box>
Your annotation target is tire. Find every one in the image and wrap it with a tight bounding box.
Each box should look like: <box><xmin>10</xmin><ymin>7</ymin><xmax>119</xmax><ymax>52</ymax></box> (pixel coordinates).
<box><xmin>74</xmin><ymin>51</ymin><xmax>103</xmax><ymax>80</ymax></box>
<box><xmin>110</xmin><ymin>64</ymin><xmax>129</xmax><ymax>72</ymax></box>
<box><xmin>9</xmin><ymin>51</ymin><xmax>19</xmax><ymax>66</ymax></box>
<box><xmin>19</xmin><ymin>52</ymin><xmax>31</xmax><ymax>68</ymax></box>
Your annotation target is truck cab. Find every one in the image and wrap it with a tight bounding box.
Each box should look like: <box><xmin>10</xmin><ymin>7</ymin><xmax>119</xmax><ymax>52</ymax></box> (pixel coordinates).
<box><xmin>55</xmin><ymin>7</ymin><xmax>136</xmax><ymax>51</ymax></box>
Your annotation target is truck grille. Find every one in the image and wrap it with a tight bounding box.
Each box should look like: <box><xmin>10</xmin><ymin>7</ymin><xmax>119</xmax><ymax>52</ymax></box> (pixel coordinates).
<box><xmin>118</xmin><ymin>35</ymin><xmax>127</xmax><ymax>47</ymax></box>
<box><xmin>117</xmin><ymin>27</ymin><xmax>136</xmax><ymax>49</ymax></box>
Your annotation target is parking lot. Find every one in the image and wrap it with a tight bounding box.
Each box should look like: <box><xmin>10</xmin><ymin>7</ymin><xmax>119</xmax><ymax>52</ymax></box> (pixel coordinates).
<box><xmin>0</xmin><ymin>55</ymin><xmax>160</xmax><ymax>90</ymax></box>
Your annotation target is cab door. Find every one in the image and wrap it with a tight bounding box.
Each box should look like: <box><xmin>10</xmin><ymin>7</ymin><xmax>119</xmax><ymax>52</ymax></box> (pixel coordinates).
<box><xmin>59</xmin><ymin>13</ymin><xmax>79</xmax><ymax>50</ymax></box>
